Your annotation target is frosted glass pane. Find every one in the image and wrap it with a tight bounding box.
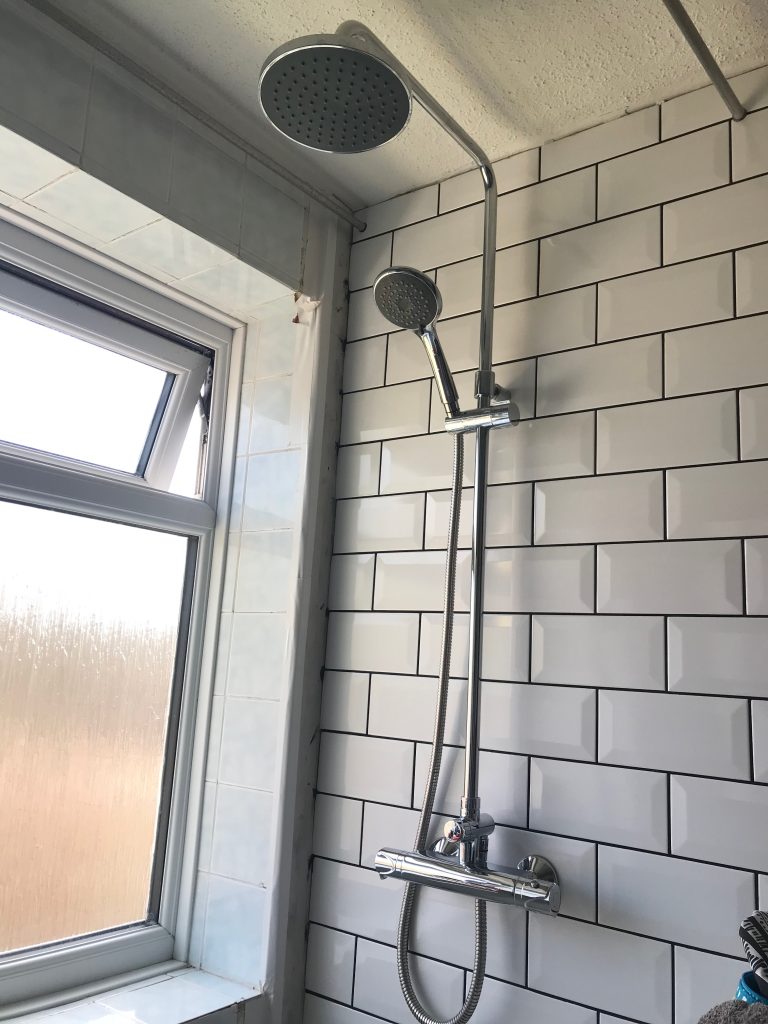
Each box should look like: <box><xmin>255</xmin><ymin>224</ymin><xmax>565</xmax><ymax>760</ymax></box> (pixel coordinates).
<box><xmin>0</xmin><ymin>501</ymin><xmax>188</xmax><ymax>953</ymax></box>
<box><xmin>0</xmin><ymin>308</ymin><xmax>167</xmax><ymax>472</ymax></box>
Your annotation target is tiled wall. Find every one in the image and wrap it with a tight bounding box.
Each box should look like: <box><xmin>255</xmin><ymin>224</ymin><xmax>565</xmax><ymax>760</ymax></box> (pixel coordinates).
<box><xmin>306</xmin><ymin>66</ymin><xmax>768</xmax><ymax>1024</ymax></box>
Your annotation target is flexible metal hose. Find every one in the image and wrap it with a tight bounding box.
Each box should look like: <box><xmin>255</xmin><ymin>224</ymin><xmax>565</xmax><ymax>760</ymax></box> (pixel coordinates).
<box><xmin>396</xmin><ymin>431</ymin><xmax>487</xmax><ymax>1024</ymax></box>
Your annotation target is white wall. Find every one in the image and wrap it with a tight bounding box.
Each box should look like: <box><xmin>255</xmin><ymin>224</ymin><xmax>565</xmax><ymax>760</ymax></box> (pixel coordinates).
<box><xmin>306</xmin><ymin>65</ymin><xmax>768</xmax><ymax>1024</ymax></box>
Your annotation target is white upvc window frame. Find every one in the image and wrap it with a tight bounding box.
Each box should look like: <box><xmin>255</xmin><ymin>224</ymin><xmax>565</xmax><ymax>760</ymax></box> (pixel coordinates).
<box><xmin>0</xmin><ymin>214</ymin><xmax>243</xmax><ymax>1013</ymax></box>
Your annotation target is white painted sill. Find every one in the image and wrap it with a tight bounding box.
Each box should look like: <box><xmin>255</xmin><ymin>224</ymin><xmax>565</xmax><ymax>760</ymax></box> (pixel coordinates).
<box><xmin>7</xmin><ymin>967</ymin><xmax>260</xmax><ymax>1023</ymax></box>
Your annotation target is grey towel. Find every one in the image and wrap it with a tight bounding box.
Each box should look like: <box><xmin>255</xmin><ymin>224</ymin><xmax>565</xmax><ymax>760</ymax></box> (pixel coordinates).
<box><xmin>698</xmin><ymin>1002</ymin><xmax>768</xmax><ymax>1023</ymax></box>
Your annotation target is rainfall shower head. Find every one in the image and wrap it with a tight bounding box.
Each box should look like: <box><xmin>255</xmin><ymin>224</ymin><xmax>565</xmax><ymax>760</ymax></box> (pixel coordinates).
<box><xmin>374</xmin><ymin>267</ymin><xmax>459</xmax><ymax>418</ymax></box>
<box><xmin>259</xmin><ymin>34</ymin><xmax>412</xmax><ymax>154</ymax></box>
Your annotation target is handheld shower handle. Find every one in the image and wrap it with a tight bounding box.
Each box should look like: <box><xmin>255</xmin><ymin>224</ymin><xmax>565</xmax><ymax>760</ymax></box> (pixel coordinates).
<box><xmin>420</xmin><ymin>326</ymin><xmax>460</xmax><ymax>418</ymax></box>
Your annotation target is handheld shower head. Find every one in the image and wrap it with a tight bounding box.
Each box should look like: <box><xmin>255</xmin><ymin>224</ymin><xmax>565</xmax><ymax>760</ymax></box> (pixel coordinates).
<box><xmin>259</xmin><ymin>35</ymin><xmax>411</xmax><ymax>154</ymax></box>
<box><xmin>374</xmin><ymin>267</ymin><xmax>459</xmax><ymax>418</ymax></box>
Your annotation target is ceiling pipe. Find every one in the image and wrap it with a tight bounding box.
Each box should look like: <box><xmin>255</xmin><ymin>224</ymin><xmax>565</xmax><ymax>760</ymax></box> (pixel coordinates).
<box><xmin>660</xmin><ymin>0</ymin><xmax>746</xmax><ymax>120</ymax></box>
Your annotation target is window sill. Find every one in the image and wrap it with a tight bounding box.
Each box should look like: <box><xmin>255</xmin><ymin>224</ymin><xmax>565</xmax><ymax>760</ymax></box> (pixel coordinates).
<box><xmin>9</xmin><ymin>967</ymin><xmax>260</xmax><ymax>1024</ymax></box>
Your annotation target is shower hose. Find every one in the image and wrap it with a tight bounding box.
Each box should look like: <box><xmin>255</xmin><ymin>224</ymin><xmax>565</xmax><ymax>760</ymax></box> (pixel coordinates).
<box><xmin>396</xmin><ymin>431</ymin><xmax>488</xmax><ymax>1024</ymax></box>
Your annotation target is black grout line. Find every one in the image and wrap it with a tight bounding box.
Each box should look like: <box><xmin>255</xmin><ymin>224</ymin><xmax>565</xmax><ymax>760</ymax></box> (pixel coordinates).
<box><xmin>748</xmin><ymin>699</ymin><xmax>756</xmax><ymax>782</ymax></box>
<box><xmin>742</xmin><ymin>539</ymin><xmax>749</xmax><ymax>615</ymax></box>
<box><xmin>666</xmin><ymin>773</ymin><xmax>673</xmax><ymax>855</ymax></box>
<box><xmin>670</xmin><ymin>944</ymin><xmax>676</xmax><ymax>1024</ymax></box>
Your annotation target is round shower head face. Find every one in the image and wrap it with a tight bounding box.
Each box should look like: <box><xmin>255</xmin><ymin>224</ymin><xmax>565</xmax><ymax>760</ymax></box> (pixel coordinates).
<box><xmin>374</xmin><ymin>267</ymin><xmax>442</xmax><ymax>331</ymax></box>
<box><xmin>259</xmin><ymin>35</ymin><xmax>412</xmax><ymax>154</ymax></box>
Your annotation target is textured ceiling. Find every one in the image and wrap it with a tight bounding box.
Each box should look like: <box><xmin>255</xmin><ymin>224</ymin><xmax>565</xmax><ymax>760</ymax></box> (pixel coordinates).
<box><xmin>39</xmin><ymin>0</ymin><xmax>768</xmax><ymax>210</ymax></box>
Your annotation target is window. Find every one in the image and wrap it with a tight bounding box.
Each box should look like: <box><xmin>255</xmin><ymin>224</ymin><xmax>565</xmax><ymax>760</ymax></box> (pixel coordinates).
<box><xmin>0</xmin><ymin>220</ymin><xmax>236</xmax><ymax>1008</ymax></box>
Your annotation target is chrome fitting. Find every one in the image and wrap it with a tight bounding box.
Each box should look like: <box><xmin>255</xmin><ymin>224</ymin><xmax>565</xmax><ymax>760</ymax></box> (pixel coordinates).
<box><xmin>445</xmin><ymin>403</ymin><xmax>519</xmax><ymax>434</ymax></box>
<box><xmin>443</xmin><ymin>812</ymin><xmax>495</xmax><ymax>845</ymax></box>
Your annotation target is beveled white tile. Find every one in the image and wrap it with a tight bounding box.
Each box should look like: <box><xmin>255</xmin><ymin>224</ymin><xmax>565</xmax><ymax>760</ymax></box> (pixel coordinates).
<box><xmin>598</xmin><ymin>123</ymin><xmax>729</xmax><ymax>219</ymax></box>
<box><xmin>481</xmin><ymin>681</ymin><xmax>596</xmax><ymax>760</ymax></box>
<box><xmin>532</xmin><ymin>614</ymin><xmax>666</xmax><ymax>690</ymax></box>
<box><xmin>489</xmin><ymin>411</ymin><xmax>595</xmax><ymax>483</ymax></box>
<box><xmin>317</xmin><ymin>733</ymin><xmax>413</xmax><ymax>805</ymax></box>
<box><xmin>675</xmin><ymin>947</ymin><xmax>747</xmax><ymax>1024</ymax></box>
<box><xmin>219</xmin><ymin>698</ymin><xmax>279</xmax><ymax>791</ymax></box>
<box><xmin>354</xmin><ymin>185</ymin><xmax>438</xmax><ymax>240</ymax></box>
<box><xmin>0</xmin><ymin>124</ymin><xmax>73</xmax><ymax>198</ymax></box>
<box><xmin>485</xmin><ymin>546</ymin><xmax>594</xmax><ymax>613</ymax></box>
<box><xmin>342</xmin><ymin>336</ymin><xmax>387</xmax><ymax>393</ymax></box>
<box><xmin>429</xmin><ymin>360</ymin><xmax>536</xmax><ymax>429</ymax></box>
<box><xmin>347</xmin><ymin>287</ymin><xmax>393</xmax><ymax>341</ymax></box>
<box><xmin>419</xmin><ymin>612</ymin><xmax>471</xmax><ymax>678</ymax></box>
<box><xmin>529</xmin><ymin>915</ymin><xmax>671</xmax><ymax>1024</ymax></box>
<box><xmin>419</xmin><ymin>612</ymin><xmax>530</xmax><ymax>682</ymax></box>
<box><xmin>241</xmin><ymin>450</ymin><xmax>303</xmax><ymax>532</ymax></box>
<box><xmin>393</xmin><ymin>202</ymin><xmax>483</xmax><ymax>271</ymax></box>
<box><xmin>309</xmin><ymin>858</ymin><xmax>403</xmax><ymax>944</ymax></box>
<box><xmin>354</xmin><ymin>938</ymin><xmax>464</xmax><ymax>1024</ymax></box>
<box><xmin>530</xmin><ymin>758</ymin><xmax>668</xmax><ymax>851</ymax></box>
<box><xmin>336</xmin><ymin>443</ymin><xmax>381</xmax><ymax>499</ymax></box>
<box><xmin>348</xmin><ymin>233</ymin><xmax>392</xmax><ymax>292</ymax></box>
<box><xmin>201</xmin><ymin>875</ymin><xmax>266</xmax><ymax>984</ymax></box>
<box><xmin>325</xmin><ymin>611</ymin><xmax>419</xmax><ymax>674</ymax></box>
<box><xmin>440</xmin><ymin>148</ymin><xmax>539</xmax><ymax>211</ymax></box>
<box><xmin>334</xmin><ymin>493</ymin><xmax>425</xmax><ymax>553</ymax></box>
<box><xmin>109</xmin><ymin>218</ymin><xmax>231</xmax><ymax>279</ymax></box>
<box><xmin>753</xmin><ymin>701</ymin><xmax>768</xmax><ymax>782</ymax></box>
<box><xmin>666</xmin><ymin>315</ymin><xmax>768</xmax><ymax>397</ymax></box>
<box><xmin>386</xmin><ymin>311</ymin><xmax>479</xmax><ymax>384</ymax></box>
<box><xmin>477</xmin><ymin>979</ymin><xmax>596</xmax><ymax>1024</ymax></box>
<box><xmin>542</xmin><ymin>106</ymin><xmax>658</xmax><ymax>179</ymax></box>
<box><xmin>746</xmin><ymin>538</ymin><xmax>768</xmax><ymax>614</ymax></box>
<box><xmin>671</xmin><ymin>774</ymin><xmax>768</xmax><ymax>871</ymax></box>
<box><xmin>234</xmin><ymin>530</ymin><xmax>294</xmax><ymax>613</ymax></box>
<box><xmin>736</xmin><ymin>243</ymin><xmax>768</xmax><ymax>315</ymax></box>
<box><xmin>28</xmin><ymin>170</ymin><xmax>158</xmax><ymax>242</ymax></box>
<box><xmin>312</xmin><ymin>794</ymin><xmax>363</xmax><ymax>864</ymax></box>
<box><xmin>597</xmin><ymin>392</ymin><xmax>738</xmax><ymax>472</ymax></box>
<box><xmin>597</xmin><ymin>540</ymin><xmax>743</xmax><ymax>614</ymax></box>
<box><xmin>360</xmin><ymin>801</ymin><xmax>421</xmax><ymax>868</ymax></box>
<box><xmin>734</xmin><ymin>103</ymin><xmax>768</xmax><ymax>181</ymax></box>
<box><xmin>414</xmin><ymin>745</ymin><xmax>528</xmax><ymax>826</ymax></box>
<box><xmin>535</xmin><ymin>472</ymin><xmax>663</xmax><ymax>545</ymax></box>
<box><xmin>668</xmin><ymin>462</ymin><xmax>768</xmax><ymax>539</ymax></box>
<box><xmin>340</xmin><ymin>380</ymin><xmax>430</xmax><ymax>444</ymax></box>
<box><xmin>668</xmin><ymin>616</ymin><xmax>768</xmax><ymax>697</ymax></box>
<box><xmin>598</xmin><ymin>254</ymin><xmax>733</xmax><ymax>342</ymax></box>
<box><xmin>599</xmin><ymin>846</ymin><xmax>751</xmax><ymax>956</ymax></box>
<box><xmin>494</xmin><ymin>286</ymin><xmax>597</xmax><ymax>360</ymax></box>
<box><xmin>664</xmin><ymin>176</ymin><xmax>768</xmax><ymax>264</ymax></box>
<box><xmin>320</xmin><ymin>671</ymin><xmax>369</xmax><ymax>733</ymax></box>
<box><xmin>662</xmin><ymin>66</ymin><xmax>768</xmax><ymax>139</ymax></box>
<box><xmin>741</xmin><ymin>386</ymin><xmax>768</xmax><ymax>460</ymax></box>
<box><xmin>227</xmin><ymin>613</ymin><xmax>287</xmax><ymax>700</ymax></box>
<box><xmin>540</xmin><ymin>209</ymin><xmax>660</xmax><ymax>293</ymax></box>
<box><xmin>305</xmin><ymin>924</ymin><xmax>355</xmax><ymax>1003</ymax></box>
<box><xmin>374</xmin><ymin>549</ymin><xmax>471</xmax><ymax>612</ymax></box>
<box><xmin>425</xmin><ymin>483</ymin><xmax>532</xmax><ymax>549</ymax></box>
<box><xmin>537</xmin><ymin>335</ymin><xmax>662</xmax><ymax>416</ymax></box>
<box><xmin>436</xmin><ymin>242</ymin><xmax>538</xmax><ymax>319</ymax></box>
<box><xmin>328</xmin><ymin>554</ymin><xmax>375</xmax><ymax>611</ymax></box>
<box><xmin>496</xmin><ymin>167</ymin><xmax>595</xmax><ymax>248</ymax></box>
<box><xmin>368</xmin><ymin>674</ymin><xmax>466</xmax><ymax>745</ymax></box>
<box><xmin>599</xmin><ymin>690</ymin><xmax>750</xmax><ymax>779</ymax></box>
<box><xmin>210</xmin><ymin>784</ymin><xmax>273</xmax><ymax>886</ymax></box>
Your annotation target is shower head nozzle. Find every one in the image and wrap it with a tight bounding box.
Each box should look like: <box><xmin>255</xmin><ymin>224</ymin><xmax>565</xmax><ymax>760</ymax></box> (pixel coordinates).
<box><xmin>259</xmin><ymin>34</ymin><xmax>412</xmax><ymax>154</ymax></box>
<box><xmin>373</xmin><ymin>267</ymin><xmax>442</xmax><ymax>332</ymax></box>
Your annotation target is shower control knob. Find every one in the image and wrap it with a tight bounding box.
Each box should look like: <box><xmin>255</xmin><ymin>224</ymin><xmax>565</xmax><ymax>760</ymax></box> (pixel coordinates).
<box><xmin>443</xmin><ymin>814</ymin><xmax>496</xmax><ymax>844</ymax></box>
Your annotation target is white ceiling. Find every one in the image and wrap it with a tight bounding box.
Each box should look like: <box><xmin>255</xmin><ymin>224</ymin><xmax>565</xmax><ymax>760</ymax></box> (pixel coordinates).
<box><xmin>39</xmin><ymin>0</ymin><xmax>768</xmax><ymax>211</ymax></box>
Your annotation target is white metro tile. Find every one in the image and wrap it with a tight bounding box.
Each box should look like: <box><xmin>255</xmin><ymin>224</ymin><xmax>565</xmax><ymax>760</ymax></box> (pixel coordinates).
<box><xmin>348</xmin><ymin>233</ymin><xmax>393</xmax><ymax>292</ymax></box>
<box><xmin>316</xmin><ymin>732</ymin><xmax>413</xmax><ymax>805</ymax></box>
<box><xmin>392</xmin><ymin>202</ymin><xmax>483</xmax><ymax>271</ymax></box>
<box><xmin>671</xmin><ymin>774</ymin><xmax>768</xmax><ymax>871</ymax></box>
<box><xmin>481</xmin><ymin>681</ymin><xmax>596</xmax><ymax>760</ymax></box>
<box><xmin>485</xmin><ymin>546</ymin><xmax>594</xmax><ymax>613</ymax></box>
<box><xmin>668</xmin><ymin>462</ymin><xmax>768</xmax><ymax>539</ymax></box>
<box><xmin>328</xmin><ymin>554</ymin><xmax>375</xmax><ymax>611</ymax></box>
<box><xmin>325</xmin><ymin>611</ymin><xmax>419</xmax><ymax>674</ymax></box>
<box><xmin>342</xmin><ymin>336</ymin><xmax>387</xmax><ymax>393</ymax></box>
<box><xmin>439</xmin><ymin>148</ymin><xmax>539</xmax><ymax>212</ymax></box>
<box><xmin>733</xmin><ymin>106</ymin><xmax>768</xmax><ymax>180</ymax></box>
<box><xmin>529</xmin><ymin>915</ymin><xmax>671</xmax><ymax>1024</ymax></box>
<box><xmin>109</xmin><ymin>218</ymin><xmax>230</xmax><ymax>279</ymax></box>
<box><xmin>354</xmin><ymin>184</ymin><xmax>438</xmax><ymax>240</ymax></box>
<box><xmin>241</xmin><ymin>450</ymin><xmax>303</xmax><ymax>532</ymax></box>
<box><xmin>234</xmin><ymin>530</ymin><xmax>294</xmax><ymax>613</ymax></box>
<box><xmin>386</xmin><ymin>311</ymin><xmax>479</xmax><ymax>385</ymax></box>
<box><xmin>354</xmin><ymin>938</ymin><xmax>464</xmax><ymax>1024</ymax></box>
<box><xmin>368</xmin><ymin>674</ymin><xmax>466</xmax><ymax>745</ymax></box>
<box><xmin>740</xmin><ymin>386</ymin><xmax>768</xmax><ymax>460</ymax></box>
<box><xmin>535</xmin><ymin>472</ymin><xmax>663</xmax><ymax>545</ymax></box>
<box><xmin>736</xmin><ymin>243</ymin><xmax>768</xmax><ymax>316</ymax></box>
<box><xmin>304</xmin><ymin>993</ymin><xmax>372</xmax><ymax>1024</ymax></box>
<box><xmin>496</xmin><ymin>167</ymin><xmax>595</xmax><ymax>248</ymax></box>
<box><xmin>334</xmin><ymin>493</ymin><xmax>425</xmax><ymax>553</ymax></box>
<box><xmin>664</xmin><ymin>176</ymin><xmax>768</xmax><ymax>264</ymax></box>
<box><xmin>226</xmin><ymin>613</ymin><xmax>287</xmax><ymax>700</ymax></box>
<box><xmin>597</xmin><ymin>540</ymin><xmax>743</xmax><ymax>614</ymax></box>
<box><xmin>596</xmin><ymin>392</ymin><xmax>738</xmax><ymax>472</ymax></box>
<box><xmin>540</xmin><ymin>208</ymin><xmax>660</xmax><ymax>293</ymax></box>
<box><xmin>218</xmin><ymin>698</ymin><xmax>279</xmax><ymax>791</ymax></box>
<box><xmin>419</xmin><ymin>612</ymin><xmax>530</xmax><ymax>682</ymax></box>
<box><xmin>340</xmin><ymin>380</ymin><xmax>430</xmax><ymax>444</ymax></box>
<box><xmin>754</xmin><ymin>700</ymin><xmax>768</xmax><ymax>782</ymax></box>
<box><xmin>28</xmin><ymin>170</ymin><xmax>158</xmax><ymax>242</ymax></box>
<box><xmin>661</xmin><ymin>66</ymin><xmax>768</xmax><ymax>139</ymax></box>
<box><xmin>320</xmin><ymin>671</ymin><xmax>369</xmax><ymax>733</ymax></box>
<box><xmin>201</xmin><ymin>876</ymin><xmax>266</xmax><ymax>984</ymax></box>
<box><xmin>312</xmin><ymin>794</ymin><xmax>363</xmax><ymax>864</ymax></box>
<box><xmin>360</xmin><ymin>801</ymin><xmax>420</xmax><ymax>867</ymax></box>
<box><xmin>598</xmin><ymin>690</ymin><xmax>750</xmax><ymax>779</ymax></box>
<box><xmin>597</xmin><ymin>254</ymin><xmax>733</xmax><ymax>342</ymax></box>
<box><xmin>425</xmin><ymin>483</ymin><xmax>532</xmax><ymax>549</ymax></box>
<box><xmin>746</xmin><ymin>538</ymin><xmax>768</xmax><ymax>614</ymax></box>
<box><xmin>419</xmin><ymin>612</ymin><xmax>471</xmax><ymax>678</ymax></box>
<box><xmin>489</xmin><ymin>411</ymin><xmax>595</xmax><ymax>483</ymax></box>
<box><xmin>668</xmin><ymin>616</ymin><xmax>768</xmax><ymax>697</ymax></box>
<box><xmin>493</xmin><ymin>285</ymin><xmax>597</xmax><ymax>360</ymax></box>
<box><xmin>305</xmin><ymin>924</ymin><xmax>355</xmax><ymax>1003</ymax></box>
<box><xmin>542</xmin><ymin>106</ymin><xmax>658</xmax><ymax>179</ymax></box>
<box><xmin>665</xmin><ymin>315</ymin><xmax>768</xmax><ymax>396</ymax></box>
<box><xmin>374</xmin><ymin>550</ymin><xmax>471</xmax><ymax>612</ymax></box>
<box><xmin>0</xmin><ymin>124</ymin><xmax>72</xmax><ymax>197</ymax></box>
<box><xmin>309</xmin><ymin>858</ymin><xmax>403</xmax><ymax>944</ymax></box>
<box><xmin>532</xmin><ymin>615</ymin><xmax>665</xmax><ymax>689</ymax></box>
<box><xmin>537</xmin><ymin>334</ymin><xmax>662</xmax><ymax>416</ymax></box>
<box><xmin>530</xmin><ymin>758</ymin><xmax>668</xmax><ymax>851</ymax></box>
<box><xmin>471</xmin><ymin>975</ymin><xmax>596</xmax><ymax>1024</ymax></box>
<box><xmin>414</xmin><ymin>744</ymin><xmax>528</xmax><ymax>826</ymax></box>
<box><xmin>675</xmin><ymin>947</ymin><xmax>747</xmax><ymax>1024</ymax></box>
<box><xmin>598</xmin><ymin>123</ymin><xmax>729</xmax><ymax>219</ymax></box>
<box><xmin>336</xmin><ymin>443</ymin><xmax>381</xmax><ymax>499</ymax></box>
<box><xmin>210</xmin><ymin>785</ymin><xmax>273</xmax><ymax>886</ymax></box>
<box><xmin>345</xmin><ymin>288</ymin><xmax>391</xmax><ymax>341</ymax></box>
<box><xmin>436</xmin><ymin>242</ymin><xmax>538</xmax><ymax>319</ymax></box>
<box><xmin>599</xmin><ymin>846</ymin><xmax>752</xmax><ymax>956</ymax></box>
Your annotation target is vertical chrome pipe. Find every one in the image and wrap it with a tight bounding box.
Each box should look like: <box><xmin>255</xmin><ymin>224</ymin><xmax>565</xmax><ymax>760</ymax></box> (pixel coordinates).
<box><xmin>660</xmin><ymin>0</ymin><xmax>746</xmax><ymax>121</ymax></box>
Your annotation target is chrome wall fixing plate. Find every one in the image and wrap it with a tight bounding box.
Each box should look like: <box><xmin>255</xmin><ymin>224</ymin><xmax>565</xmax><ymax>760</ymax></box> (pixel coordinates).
<box><xmin>517</xmin><ymin>856</ymin><xmax>559</xmax><ymax>887</ymax></box>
